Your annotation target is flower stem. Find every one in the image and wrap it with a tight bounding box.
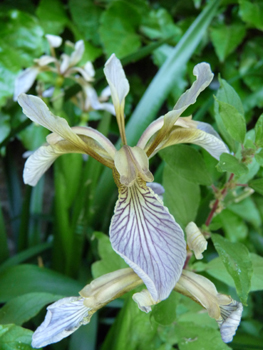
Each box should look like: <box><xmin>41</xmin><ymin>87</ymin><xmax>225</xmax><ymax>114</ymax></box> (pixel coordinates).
<box><xmin>205</xmin><ymin>173</ymin><xmax>234</xmax><ymax>227</ymax></box>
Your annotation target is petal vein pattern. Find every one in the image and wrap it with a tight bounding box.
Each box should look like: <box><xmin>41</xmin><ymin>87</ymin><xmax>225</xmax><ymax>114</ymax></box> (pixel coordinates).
<box><xmin>110</xmin><ymin>181</ymin><xmax>186</xmax><ymax>301</ymax></box>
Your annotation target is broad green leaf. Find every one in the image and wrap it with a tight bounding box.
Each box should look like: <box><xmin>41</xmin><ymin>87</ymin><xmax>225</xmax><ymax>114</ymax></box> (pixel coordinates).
<box><xmin>211</xmin><ymin>234</ymin><xmax>253</xmax><ymax>304</ymax></box>
<box><xmin>99</xmin><ymin>1</ymin><xmax>143</xmax><ymax>58</ymax></box>
<box><xmin>0</xmin><ymin>324</ymin><xmax>33</xmax><ymax>350</ymax></box>
<box><xmin>255</xmin><ymin>149</ymin><xmax>263</xmax><ymax>166</ymax></box>
<box><xmin>69</xmin><ymin>314</ymin><xmax>98</xmax><ymax>350</ymax></box>
<box><xmin>0</xmin><ymin>10</ymin><xmax>44</xmax><ymax>67</ymax></box>
<box><xmin>141</xmin><ymin>8</ymin><xmax>181</xmax><ymax>40</ymax></box>
<box><xmin>210</xmin><ymin>23</ymin><xmax>246</xmax><ymax>62</ymax></box>
<box><xmin>214</xmin><ymin>209</ymin><xmax>248</xmax><ymax>242</ymax></box>
<box><xmin>36</xmin><ymin>0</ymin><xmax>67</xmax><ymax>35</ymax></box>
<box><xmin>69</xmin><ymin>0</ymin><xmax>102</xmax><ymax>45</ymax></box>
<box><xmin>238</xmin><ymin>0</ymin><xmax>263</xmax><ymax>31</ymax></box>
<box><xmin>255</xmin><ymin>114</ymin><xmax>263</xmax><ymax>148</ymax></box>
<box><xmin>152</xmin><ymin>292</ymin><xmax>178</xmax><ymax>326</ymax></box>
<box><xmin>160</xmin><ymin>145</ymin><xmax>212</xmax><ymax>185</ymax></box>
<box><xmin>228</xmin><ymin>197</ymin><xmax>261</xmax><ymax>229</ymax></box>
<box><xmin>19</xmin><ymin>123</ymin><xmax>49</xmax><ymax>151</ymax></box>
<box><xmin>216</xmin><ymin>153</ymin><xmax>248</xmax><ymax>176</ymax></box>
<box><xmin>101</xmin><ymin>295</ymin><xmax>158</xmax><ymax>350</ymax></box>
<box><xmin>0</xmin><ymin>264</ymin><xmax>82</xmax><ymax>302</ymax></box>
<box><xmin>238</xmin><ymin>157</ymin><xmax>260</xmax><ymax>184</ymax></box>
<box><xmin>176</xmin><ymin>322</ymin><xmax>230</xmax><ymax>350</ymax></box>
<box><xmin>249</xmin><ymin>178</ymin><xmax>263</xmax><ymax>195</ymax></box>
<box><xmin>163</xmin><ymin>165</ymin><xmax>200</xmax><ymax>228</ymax></box>
<box><xmin>91</xmin><ymin>232</ymin><xmax>128</xmax><ymax>279</ymax></box>
<box><xmin>0</xmin><ymin>113</ymin><xmax>10</xmax><ymax>144</ymax></box>
<box><xmin>214</xmin><ymin>78</ymin><xmax>244</xmax><ymax>151</ymax></box>
<box><xmin>204</xmin><ymin>254</ymin><xmax>263</xmax><ymax>292</ymax></box>
<box><xmin>94</xmin><ymin>0</ymin><xmax>220</xmax><ymax>217</ymax></box>
<box><xmin>0</xmin><ymin>292</ymin><xmax>63</xmax><ymax>326</ymax></box>
<box><xmin>215</xmin><ymin>99</ymin><xmax>246</xmax><ymax>144</ymax></box>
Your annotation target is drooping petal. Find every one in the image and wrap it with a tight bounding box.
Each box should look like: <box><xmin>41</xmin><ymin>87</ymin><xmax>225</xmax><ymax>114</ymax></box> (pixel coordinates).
<box><xmin>104</xmin><ymin>54</ymin><xmax>129</xmax><ymax>144</ymax></box>
<box><xmin>153</xmin><ymin>126</ymin><xmax>229</xmax><ymax>160</ymax></box>
<box><xmin>174</xmin><ymin>270</ymin><xmax>243</xmax><ymax>343</ymax></box>
<box><xmin>110</xmin><ymin>178</ymin><xmax>186</xmax><ymax>301</ymax></box>
<box><xmin>82</xmin><ymin>84</ymin><xmax>116</xmax><ymax>115</ymax></box>
<box><xmin>132</xmin><ymin>289</ymin><xmax>158</xmax><ymax>313</ymax></box>
<box><xmin>185</xmin><ymin>222</ymin><xmax>207</xmax><ymax>259</ymax></box>
<box><xmin>45</xmin><ymin>34</ymin><xmax>62</xmax><ymax>48</ymax></box>
<box><xmin>218</xmin><ymin>300</ymin><xmax>243</xmax><ymax>343</ymax></box>
<box><xmin>14</xmin><ymin>67</ymin><xmax>39</xmax><ymax>101</ymax></box>
<box><xmin>23</xmin><ymin>144</ymin><xmax>60</xmax><ymax>186</ymax></box>
<box><xmin>31</xmin><ymin>297</ymin><xmax>90</xmax><ymax>349</ymax></box>
<box><xmin>145</xmin><ymin>63</ymin><xmax>214</xmax><ymax>156</ymax></box>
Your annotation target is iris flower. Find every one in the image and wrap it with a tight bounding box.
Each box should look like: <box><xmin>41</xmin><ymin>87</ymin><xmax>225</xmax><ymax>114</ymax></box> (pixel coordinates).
<box><xmin>31</xmin><ymin>268</ymin><xmax>242</xmax><ymax>348</ymax></box>
<box><xmin>18</xmin><ymin>54</ymin><xmax>228</xmax><ymax>302</ymax></box>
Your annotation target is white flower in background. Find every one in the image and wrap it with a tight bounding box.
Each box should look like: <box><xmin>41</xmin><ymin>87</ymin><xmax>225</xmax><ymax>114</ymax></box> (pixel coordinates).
<box><xmin>18</xmin><ymin>54</ymin><xmax>229</xmax><ymax>302</ymax></box>
<box><xmin>31</xmin><ymin>268</ymin><xmax>242</xmax><ymax>348</ymax></box>
<box><xmin>14</xmin><ymin>35</ymin><xmax>114</xmax><ymax>116</ymax></box>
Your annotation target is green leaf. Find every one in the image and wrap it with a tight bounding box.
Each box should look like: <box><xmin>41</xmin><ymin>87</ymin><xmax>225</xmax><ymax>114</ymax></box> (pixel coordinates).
<box><xmin>91</xmin><ymin>232</ymin><xmax>128</xmax><ymax>279</ymax></box>
<box><xmin>160</xmin><ymin>145</ymin><xmax>212</xmax><ymax>185</ymax></box>
<box><xmin>101</xmin><ymin>295</ymin><xmax>158</xmax><ymax>350</ymax></box>
<box><xmin>36</xmin><ymin>0</ymin><xmax>67</xmax><ymax>35</ymax></box>
<box><xmin>239</xmin><ymin>0</ymin><xmax>263</xmax><ymax>31</ymax></box>
<box><xmin>249</xmin><ymin>178</ymin><xmax>263</xmax><ymax>195</ymax></box>
<box><xmin>99</xmin><ymin>1</ymin><xmax>143</xmax><ymax>58</ymax></box>
<box><xmin>238</xmin><ymin>157</ymin><xmax>260</xmax><ymax>184</ymax></box>
<box><xmin>69</xmin><ymin>0</ymin><xmax>103</xmax><ymax>45</ymax></box>
<box><xmin>210</xmin><ymin>23</ymin><xmax>246</xmax><ymax>62</ymax></box>
<box><xmin>211</xmin><ymin>234</ymin><xmax>253</xmax><ymax>304</ymax></box>
<box><xmin>228</xmin><ymin>197</ymin><xmax>261</xmax><ymax>229</ymax></box>
<box><xmin>163</xmin><ymin>165</ymin><xmax>200</xmax><ymax>228</ymax></box>
<box><xmin>0</xmin><ymin>324</ymin><xmax>33</xmax><ymax>350</ymax></box>
<box><xmin>94</xmin><ymin>0</ymin><xmax>220</xmax><ymax>221</ymax></box>
<box><xmin>0</xmin><ymin>292</ymin><xmax>63</xmax><ymax>326</ymax></box>
<box><xmin>176</xmin><ymin>322</ymin><xmax>230</xmax><ymax>350</ymax></box>
<box><xmin>215</xmin><ymin>98</ymin><xmax>246</xmax><ymax>144</ymax></box>
<box><xmin>214</xmin><ymin>78</ymin><xmax>244</xmax><ymax>150</ymax></box>
<box><xmin>255</xmin><ymin>114</ymin><xmax>263</xmax><ymax>148</ymax></box>
<box><xmin>204</xmin><ymin>253</ymin><xmax>263</xmax><ymax>292</ymax></box>
<box><xmin>214</xmin><ymin>209</ymin><xmax>248</xmax><ymax>242</ymax></box>
<box><xmin>216</xmin><ymin>153</ymin><xmax>248</xmax><ymax>176</ymax></box>
<box><xmin>152</xmin><ymin>292</ymin><xmax>178</xmax><ymax>326</ymax></box>
<box><xmin>255</xmin><ymin>149</ymin><xmax>263</xmax><ymax>166</ymax></box>
<box><xmin>0</xmin><ymin>265</ymin><xmax>82</xmax><ymax>302</ymax></box>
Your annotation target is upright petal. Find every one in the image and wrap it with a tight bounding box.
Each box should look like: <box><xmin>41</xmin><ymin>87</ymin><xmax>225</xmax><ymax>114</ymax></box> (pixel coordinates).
<box><xmin>31</xmin><ymin>297</ymin><xmax>90</xmax><ymax>348</ymax></box>
<box><xmin>185</xmin><ymin>222</ymin><xmax>207</xmax><ymax>260</ymax></box>
<box><xmin>146</xmin><ymin>63</ymin><xmax>214</xmax><ymax>156</ymax></box>
<box><xmin>14</xmin><ymin>67</ymin><xmax>39</xmax><ymax>101</ymax></box>
<box><xmin>104</xmin><ymin>54</ymin><xmax>129</xmax><ymax>144</ymax></box>
<box><xmin>110</xmin><ymin>178</ymin><xmax>186</xmax><ymax>301</ymax></box>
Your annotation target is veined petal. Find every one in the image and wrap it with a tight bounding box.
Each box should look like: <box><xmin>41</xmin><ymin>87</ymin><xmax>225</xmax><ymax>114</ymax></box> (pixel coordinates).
<box><xmin>14</xmin><ymin>67</ymin><xmax>39</xmax><ymax>101</ymax></box>
<box><xmin>146</xmin><ymin>63</ymin><xmax>214</xmax><ymax>156</ymax></box>
<box><xmin>154</xmin><ymin>127</ymin><xmax>229</xmax><ymax>160</ymax></box>
<box><xmin>104</xmin><ymin>54</ymin><xmax>129</xmax><ymax>144</ymax></box>
<box><xmin>45</xmin><ymin>34</ymin><xmax>62</xmax><ymax>48</ymax></box>
<box><xmin>218</xmin><ymin>300</ymin><xmax>243</xmax><ymax>343</ymax></box>
<box><xmin>110</xmin><ymin>179</ymin><xmax>186</xmax><ymax>301</ymax></box>
<box><xmin>31</xmin><ymin>297</ymin><xmax>90</xmax><ymax>348</ymax></box>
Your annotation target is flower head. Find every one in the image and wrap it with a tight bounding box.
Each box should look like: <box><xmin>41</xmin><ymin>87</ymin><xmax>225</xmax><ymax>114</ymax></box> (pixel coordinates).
<box><xmin>18</xmin><ymin>54</ymin><xmax>229</xmax><ymax>302</ymax></box>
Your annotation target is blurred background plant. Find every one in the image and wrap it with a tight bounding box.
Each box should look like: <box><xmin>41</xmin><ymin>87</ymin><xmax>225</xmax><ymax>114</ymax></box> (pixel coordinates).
<box><xmin>0</xmin><ymin>0</ymin><xmax>263</xmax><ymax>349</ymax></box>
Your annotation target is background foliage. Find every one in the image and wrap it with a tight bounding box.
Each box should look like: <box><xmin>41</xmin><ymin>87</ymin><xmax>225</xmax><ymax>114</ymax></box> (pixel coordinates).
<box><xmin>0</xmin><ymin>0</ymin><xmax>263</xmax><ymax>349</ymax></box>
